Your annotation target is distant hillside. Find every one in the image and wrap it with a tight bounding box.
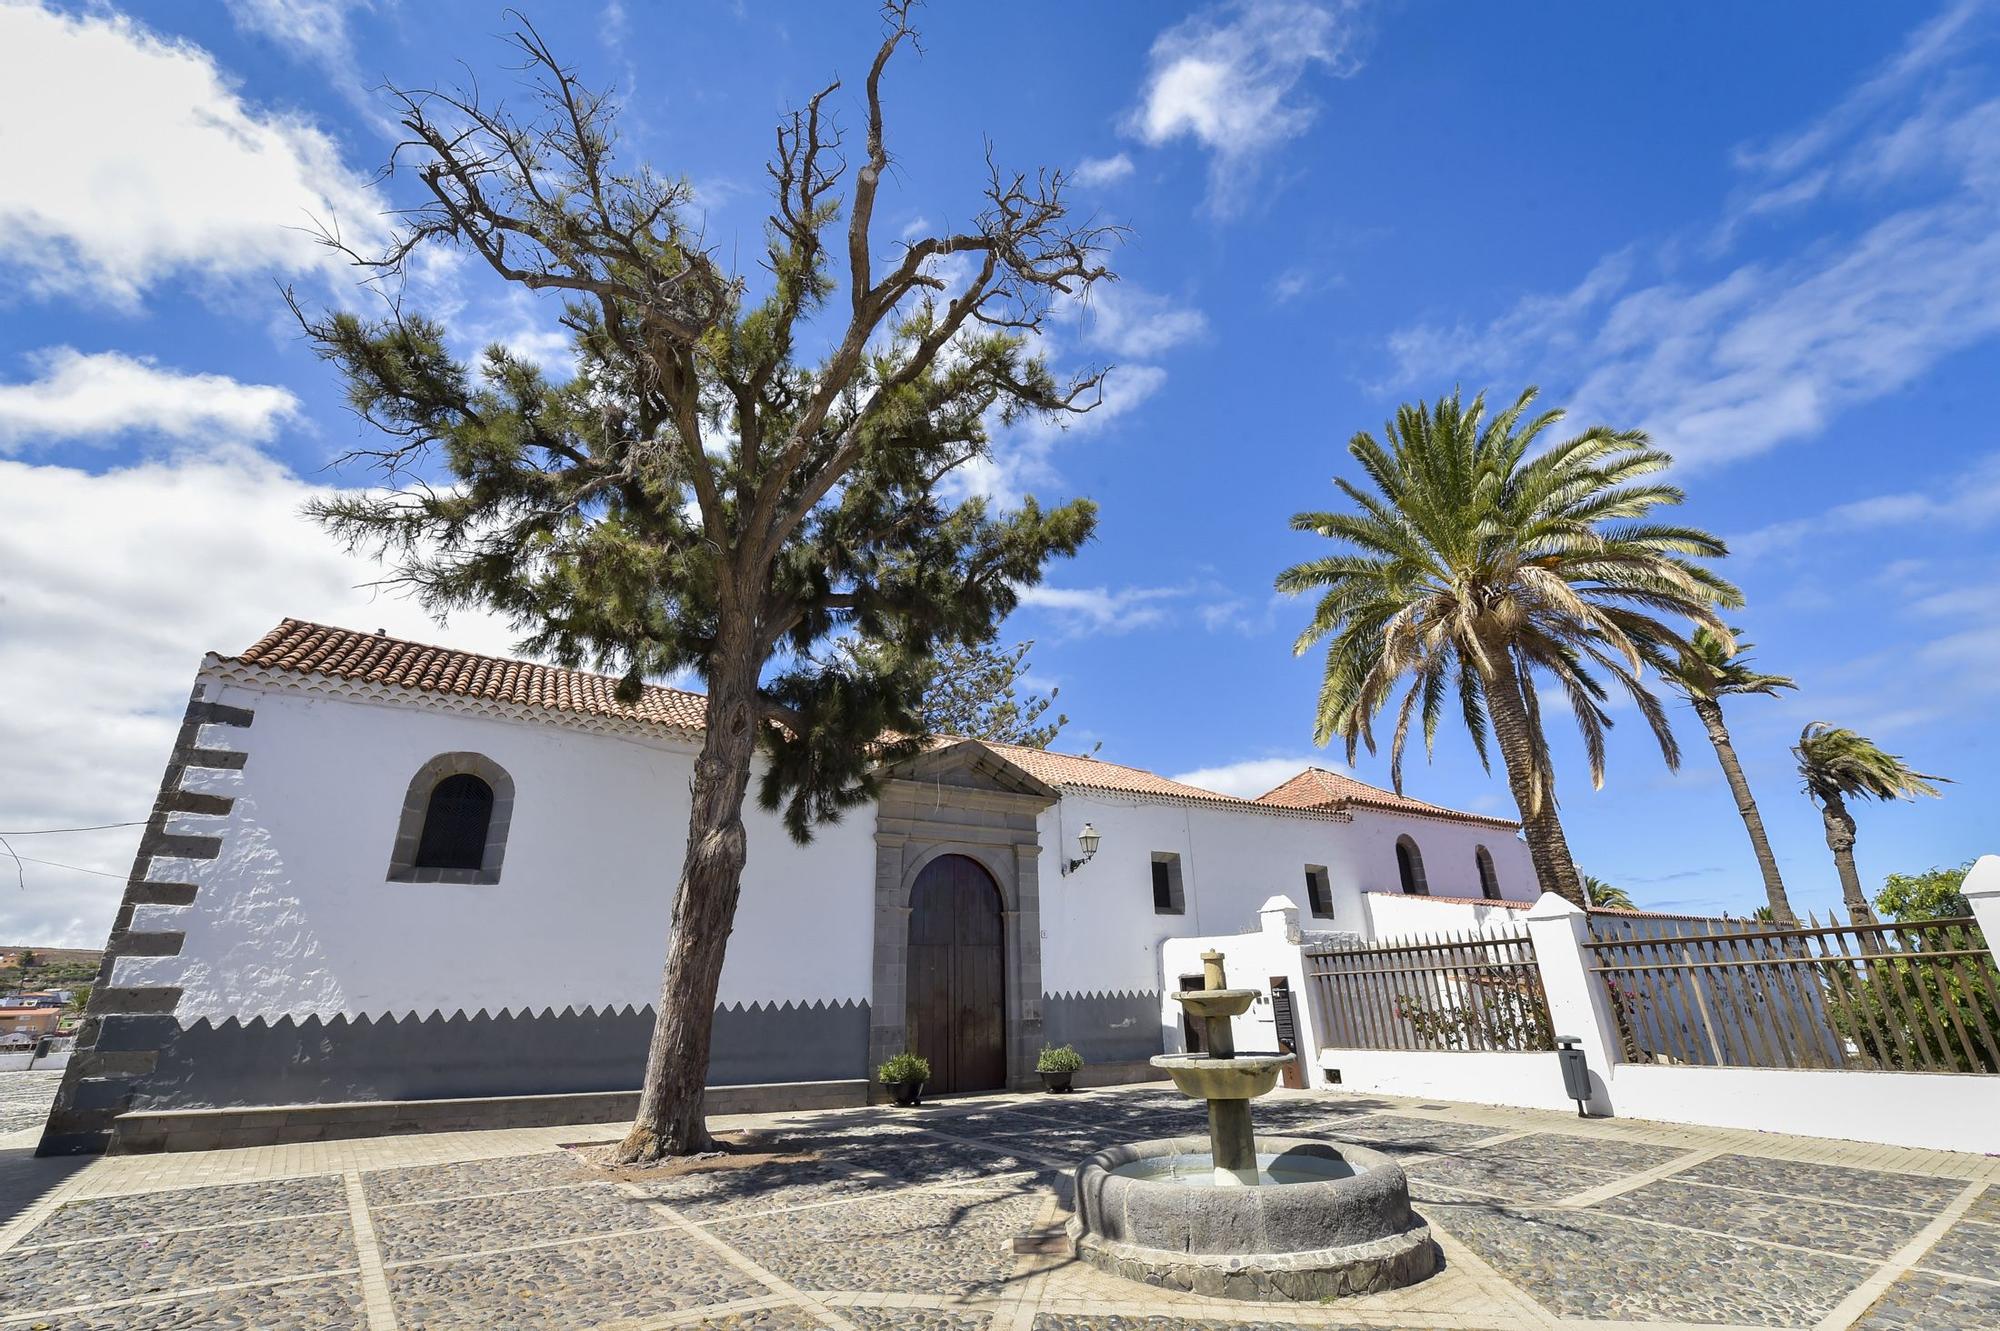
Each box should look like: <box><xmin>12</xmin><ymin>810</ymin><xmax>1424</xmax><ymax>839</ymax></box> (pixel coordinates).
<box><xmin>0</xmin><ymin>947</ymin><xmax>101</xmax><ymax>969</ymax></box>
<box><xmin>0</xmin><ymin>947</ymin><xmax>102</xmax><ymax>988</ymax></box>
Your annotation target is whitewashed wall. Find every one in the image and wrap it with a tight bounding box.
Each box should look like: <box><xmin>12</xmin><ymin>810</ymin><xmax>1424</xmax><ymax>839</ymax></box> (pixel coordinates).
<box><xmin>120</xmin><ymin>678</ymin><xmax>879</xmax><ymax>1022</ymax></box>
<box><xmin>1343</xmin><ymin>808</ymin><xmax>1535</xmax><ymax>903</ymax></box>
<box><xmin>1036</xmin><ymin>794</ymin><xmax>1359</xmax><ymax>1002</ymax></box>
<box><xmin>1364</xmin><ymin>892</ymin><xmax>1534</xmax><ymax>940</ymax></box>
<box><xmin>1035</xmin><ymin>792</ymin><xmax>1532</xmax><ymax>1002</ymax></box>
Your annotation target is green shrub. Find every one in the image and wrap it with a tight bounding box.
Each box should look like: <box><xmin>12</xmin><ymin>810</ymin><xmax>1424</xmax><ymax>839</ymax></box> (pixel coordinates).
<box><xmin>876</xmin><ymin>1051</ymin><xmax>931</xmax><ymax>1084</ymax></box>
<box><xmin>1036</xmin><ymin>1044</ymin><xmax>1083</xmax><ymax>1074</ymax></box>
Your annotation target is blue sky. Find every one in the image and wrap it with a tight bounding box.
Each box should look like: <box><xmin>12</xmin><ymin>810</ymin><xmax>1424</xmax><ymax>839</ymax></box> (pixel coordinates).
<box><xmin>1</xmin><ymin>0</ymin><xmax>1995</xmax><ymax>944</ymax></box>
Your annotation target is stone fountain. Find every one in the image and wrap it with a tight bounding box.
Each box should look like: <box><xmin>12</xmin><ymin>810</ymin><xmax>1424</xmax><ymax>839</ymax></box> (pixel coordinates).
<box><xmin>1067</xmin><ymin>949</ymin><xmax>1438</xmax><ymax>1301</ymax></box>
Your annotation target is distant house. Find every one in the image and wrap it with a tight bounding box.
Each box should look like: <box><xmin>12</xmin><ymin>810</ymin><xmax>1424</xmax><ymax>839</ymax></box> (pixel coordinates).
<box><xmin>0</xmin><ymin>1007</ymin><xmax>61</xmax><ymax>1039</ymax></box>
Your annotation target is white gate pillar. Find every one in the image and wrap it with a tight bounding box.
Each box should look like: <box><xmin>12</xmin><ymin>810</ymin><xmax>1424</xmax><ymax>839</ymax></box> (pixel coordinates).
<box><xmin>1525</xmin><ymin>892</ymin><xmax>1620</xmax><ymax>1116</ymax></box>
<box><xmin>1965</xmin><ymin>855</ymin><xmax>2000</xmax><ymax>968</ymax></box>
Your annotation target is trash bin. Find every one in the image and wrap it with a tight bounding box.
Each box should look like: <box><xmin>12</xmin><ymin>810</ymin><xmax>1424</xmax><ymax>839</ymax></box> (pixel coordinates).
<box><xmin>1555</xmin><ymin>1035</ymin><xmax>1593</xmax><ymax>1116</ymax></box>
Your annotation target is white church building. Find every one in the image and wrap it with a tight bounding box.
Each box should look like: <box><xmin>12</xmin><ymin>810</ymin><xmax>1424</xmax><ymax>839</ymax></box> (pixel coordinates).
<box><xmin>43</xmin><ymin>619</ymin><xmax>1533</xmax><ymax>1153</ymax></box>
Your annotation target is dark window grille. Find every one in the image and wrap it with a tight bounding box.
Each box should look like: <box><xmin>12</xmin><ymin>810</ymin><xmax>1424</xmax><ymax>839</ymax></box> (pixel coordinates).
<box><xmin>1151</xmin><ymin>855</ymin><xmax>1185</xmax><ymax>914</ymax></box>
<box><xmin>415</xmin><ymin>774</ymin><xmax>494</xmax><ymax>871</ymax></box>
<box><xmin>1305</xmin><ymin>866</ymin><xmax>1334</xmax><ymax>917</ymax></box>
<box><xmin>1396</xmin><ymin>837</ymin><xmax>1429</xmax><ymax>895</ymax></box>
<box><xmin>1476</xmin><ymin>846</ymin><xmax>1501</xmax><ymax>900</ymax></box>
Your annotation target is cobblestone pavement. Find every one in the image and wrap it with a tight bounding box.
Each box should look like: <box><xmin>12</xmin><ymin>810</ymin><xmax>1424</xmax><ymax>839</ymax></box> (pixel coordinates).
<box><xmin>0</xmin><ymin>1070</ymin><xmax>63</xmax><ymax>1137</ymax></box>
<box><xmin>0</xmin><ymin>1084</ymin><xmax>1992</xmax><ymax>1330</ymax></box>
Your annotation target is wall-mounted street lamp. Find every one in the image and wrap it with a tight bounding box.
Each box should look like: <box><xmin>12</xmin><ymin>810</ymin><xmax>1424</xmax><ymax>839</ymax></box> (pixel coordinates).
<box><xmin>1064</xmin><ymin>822</ymin><xmax>1100</xmax><ymax>875</ymax></box>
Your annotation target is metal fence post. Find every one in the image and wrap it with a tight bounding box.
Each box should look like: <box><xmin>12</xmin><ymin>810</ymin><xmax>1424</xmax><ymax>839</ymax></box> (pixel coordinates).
<box><xmin>1525</xmin><ymin>892</ymin><xmax>1620</xmax><ymax>1115</ymax></box>
<box><xmin>1967</xmin><ymin>855</ymin><xmax>2000</xmax><ymax>968</ymax></box>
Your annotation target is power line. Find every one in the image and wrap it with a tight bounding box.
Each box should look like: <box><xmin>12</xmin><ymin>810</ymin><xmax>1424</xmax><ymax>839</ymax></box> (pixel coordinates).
<box><xmin>10</xmin><ymin>856</ymin><xmax>126</xmax><ymax>881</ymax></box>
<box><xmin>0</xmin><ymin>821</ymin><xmax>146</xmax><ymax>836</ymax></box>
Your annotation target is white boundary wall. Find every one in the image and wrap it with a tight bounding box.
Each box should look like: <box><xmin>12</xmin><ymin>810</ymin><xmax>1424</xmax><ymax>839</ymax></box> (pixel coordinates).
<box><xmin>1301</xmin><ymin>861</ymin><xmax>2000</xmax><ymax>1156</ymax></box>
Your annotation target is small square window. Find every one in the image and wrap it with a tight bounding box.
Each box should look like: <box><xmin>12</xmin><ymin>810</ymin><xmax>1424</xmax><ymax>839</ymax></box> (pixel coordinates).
<box><xmin>1151</xmin><ymin>852</ymin><xmax>1185</xmax><ymax>915</ymax></box>
<box><xmin>1304</xmin><ymin>865</ymin><xmax>1333</xmax><ymax>918</ymax></box>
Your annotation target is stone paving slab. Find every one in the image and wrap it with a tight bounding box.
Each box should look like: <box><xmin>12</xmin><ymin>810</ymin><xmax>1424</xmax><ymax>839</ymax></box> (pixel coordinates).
<box><xmin>839</xmin><ymin>1307</ymin><xmax>995</xmax><ymax>1331</ymax></box>
<box><xmin>386</xmin><ymin>1230</ymin><xmax>762</xmax><ymax>1330</ymax></box>
<box><xmin>839</xmin><ymin>1139</ymin><xmax>1043</xmax><ymax>1185</ymax></box>
<box><xmin>1330</xmin><ymin>1114</ymin><xmax>1517</xmax><ymax>1153</ymax></box>
<box><xmin>27</xmin><ymin>1276</ymin><xmax>368</xmax><ymax>1330</ymax></box>
<box><xmin>703</xmin><ymin>1184</ymin><xmax>1045</xmax><ymax>1298</ymax></box>
<box><xmin>359</xmin><ymin>1149</ymin><xmax>597</xmax><ymax>1207</ymax></box>
<box><xmin>1598</xmin><ymin>1177</ymin><xmax>1936</xmax><ymax>1259</ymax></box>
<box><xmin>1492</xmin><ymin>1131</ymin><xmax>1689</xmax><ymax>1173</ymax></box>
<box><xmin>1914</xmin><ymin>1216</ymin><xmax>2000</xmax><ymax>1280</ymax></box>
<box><xmin>1853</xmin><ymin>1269</ymin><xmax>2000</xmax><ymax>1330</ymax></box>
<box><xmin>1966</xmin><ymin>1187</ymin><xmax>2000</xmax><ymax>1224</ymax></box>
<box><xmin>1434</xmin><ymin>1195</ymin><xmax>1872</xmax><ymax>1326</ymax></box>
<box><xmin>372</xmin><ymin>1180</ymin><xmax>665</xmax><ymax>1262</ymax></box>
<box><xmin>1405</xmin><ymin>1150</ymin><xmax>1625</xmax><ymax>1204</ymax></box>
<box><xmin>635</xmin><ymin>1156</ymin><xmax>895</xmax><ymax>1219</ymax></box>
<box><xmin>0</xmin><ymin>1211</ymin><xmax>355</xmax><ymax>1313</ymax></box>
<box><xmin>1671</xmin><ymin>1153</ymin><xmax>1967</xmax><ymax>1214</ymax></box>
<box><xmin>26</xmin><ymin>1174</ymin><xmax>348</xmax><ymax>1245</ymax></box>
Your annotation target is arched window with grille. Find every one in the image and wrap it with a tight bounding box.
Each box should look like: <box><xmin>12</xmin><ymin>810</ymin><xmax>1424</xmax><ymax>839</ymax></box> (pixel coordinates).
<box><xmin>1475</xmin><ymin>845</ymin><xmax>1501</xmax><ymax>900</ymax></box>
<box><xmin>1395</xmin><ymin>835</ymin><xmax>1429</xmax><ymax>896</ymax></box>
<box><xmin>387</xmin><ymin>753</ymin><xmax>516</xmax><ymax>884</ymax></box>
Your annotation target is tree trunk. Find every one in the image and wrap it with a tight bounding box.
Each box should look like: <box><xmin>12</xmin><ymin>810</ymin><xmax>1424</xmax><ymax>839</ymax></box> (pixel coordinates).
<box><xmin>1692</xmin><ymin>697</ymin><xmax>1797</xmax><ymax>928</ymax></box>
<box><xmin>1477</xmin><ymin>640</ymin><xmax>1586</xmax><ymax>907</ymax></box>
<box><xmin>1817</xmin><ymin>793</ymin><xmax>1876</xmax><ymax>927</ymax></box>
<box><xmin>618</xmin><ymin>640</ymin><xmax>761</xmax><ymax>1162</ymax></box>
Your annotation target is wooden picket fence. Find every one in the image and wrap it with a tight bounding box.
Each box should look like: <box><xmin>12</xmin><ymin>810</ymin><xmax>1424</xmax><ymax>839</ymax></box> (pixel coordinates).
<box><xmin>1304</xmin><ymin>929</ymin><xmax>1554</xmax><ymax>1053</ymax></box>
<box><xmin>1585</xmin><ymin>914</ymin><xmax>2000</xmax><ymax>1075</ymax></box>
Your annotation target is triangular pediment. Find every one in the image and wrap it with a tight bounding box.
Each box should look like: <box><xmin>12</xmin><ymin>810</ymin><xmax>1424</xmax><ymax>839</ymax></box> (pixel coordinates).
<box><xmin>883</xmin><ymin>739</ymin><xmax>1060</xmax><ymax>801</ymax></box>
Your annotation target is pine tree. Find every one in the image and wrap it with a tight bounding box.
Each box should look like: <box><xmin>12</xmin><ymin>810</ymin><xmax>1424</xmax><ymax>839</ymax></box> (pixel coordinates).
<box><xmin>295</xmin><ymin>7</ymin><xmax>1116</xmax><ymax>1159</ymax></box>
<box><xmin>883</xmin><ymin>638</ymin><xmax>1082</xmax><ymax>750</ymax></box>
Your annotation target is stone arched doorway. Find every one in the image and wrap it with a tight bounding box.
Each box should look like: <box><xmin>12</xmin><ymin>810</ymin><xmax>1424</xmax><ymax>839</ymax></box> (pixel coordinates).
<box><xmin>906</xmin><ymin>853</ymin><xmax>1007</xmax><ymax>1093</ymax></box>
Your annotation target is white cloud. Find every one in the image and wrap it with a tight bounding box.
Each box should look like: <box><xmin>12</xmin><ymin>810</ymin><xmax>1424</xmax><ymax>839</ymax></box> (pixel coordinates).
<box><xmin>1074</xmin><ymin>153</ymin><xmax>1135</xmax><ymax>187</ymax></box>
<box><xmin>1126</xmin><ymin>0</ymin><xmax>1363</xmax><ymax>216</ymax></box>
<box><xmin>1169</xmin><ymin>755</ymin><xmax>1335</xmax><ymax>798</ymax></box>
<box><xmin>1065</xmin><ymin>285</ymin><xmax>1209</xmax><ymax>359</ymax></box>
<box><xmin>0</xmin><ymin>449</ymin><xmax>516</xmax><ymax>945</ymax></box>
<box><xmin>1015</xmin><ymin>583</ymin><xmax>1187</xmax><ymax>636</ymax></box>
<box><xmin>0</xmin><ymin>348</ymin><xmax>299</xmax><ymax>452</ymax></box>
<box><xmin>954</xmin><ymin>362</ymin><xmax>1171</xmax><ymax>508</ymax></box>
<box><xmin>1379</xmin><ymin>8</ymin><xmax>2000</xmax><ymax>473</ymax></box>
<box><xmin>0</xmin><ymin>3</ymin><xmax>385</xmax><ymax>306</ymax></box>
<box><xmin>1734</xmin><ymin>452</ymin><xmax>2000</xmax><ymax>558</ymax></box>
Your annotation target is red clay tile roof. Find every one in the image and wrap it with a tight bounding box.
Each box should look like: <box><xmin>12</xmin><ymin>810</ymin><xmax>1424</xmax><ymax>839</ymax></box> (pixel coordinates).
<box><xmin>1255</xmin><ymin>767</ymin><xmax>1518</xmax><ymax>829</ymax></box>
<box><xmin>979</xmin><ymin>742</ymin><xmax>1256</xmax><ymax>810</ymax></box>
<box><xmin>229</xmin><ymin>619</ymin><xmax>708</xmax><ymax>732</ymax></box>
<box><xmin>228</xmin><ymin>622</ymin><xmax>1504</xmax><ymax>829</ymax></box>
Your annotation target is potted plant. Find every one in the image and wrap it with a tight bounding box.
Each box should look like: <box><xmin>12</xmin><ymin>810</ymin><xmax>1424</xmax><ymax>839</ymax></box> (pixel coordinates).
<box><xmin>877</xmin><ymin>1051</ymin><xmax>931</xmax><ymax>1106</ymax></box>
<box><xmin>1037</xmin><ymin>1044</ymin><xmax>1083</xmax><ymax>1093</ymax></box>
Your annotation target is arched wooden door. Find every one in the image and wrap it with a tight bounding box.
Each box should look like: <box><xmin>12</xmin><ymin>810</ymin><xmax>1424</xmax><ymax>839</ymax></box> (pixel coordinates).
<box><xmin>906</xmin><ymin>854</ymin><xmax>1007</xmax><ymax>1093</ymax></box>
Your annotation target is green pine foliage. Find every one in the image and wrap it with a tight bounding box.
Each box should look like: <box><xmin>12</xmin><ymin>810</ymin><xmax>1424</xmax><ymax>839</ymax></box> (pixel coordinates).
<box><xmin>292</xmin><ymin>11</ymin><xmax>1112</xmax><ymax>841</ymax></box>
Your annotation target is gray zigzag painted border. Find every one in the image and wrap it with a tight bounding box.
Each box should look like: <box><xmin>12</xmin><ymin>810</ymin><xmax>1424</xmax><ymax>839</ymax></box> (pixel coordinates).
<box><xmin>140</xmin><ymin>999</ymin><xmax>871</xmax><ymax>1110</ymax></box>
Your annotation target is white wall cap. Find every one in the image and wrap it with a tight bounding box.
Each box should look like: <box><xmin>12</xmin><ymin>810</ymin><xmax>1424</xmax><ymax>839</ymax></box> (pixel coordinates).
<box><xmin>1963</xmin><ymin>854</ymin><xmax>2000</xmax><ymax>901</ymax></box>
<box><xmin>1259</xmin><ymin>894</ymin><xmax>1301</xmax><ymax>914</ymax></box>
<box><xmin>1524</xmin><ymin>891</ymin><xmax>1586</xmax><ymax>922</ymax></box>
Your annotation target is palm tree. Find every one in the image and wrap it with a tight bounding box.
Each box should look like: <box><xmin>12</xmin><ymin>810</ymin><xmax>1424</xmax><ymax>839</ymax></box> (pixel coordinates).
<box><xmin>1582</xmin><ymin>876</ymin><xmax>1637</xmax><ymax>911</ymax></box>
<box><xmin>1660</xmin><ymin>627</ymin><xmax>1799</xmax><ymax>926</ymax></box>
<box><xmin>1278</xmin><ymin>388</ymin><xmax>1739</xmax><ymax>907</ymax></box>
<box><xmin>1793</xmin><ymin>723</ymin><xmax>1947</xmax><ymax>925</ymax></box>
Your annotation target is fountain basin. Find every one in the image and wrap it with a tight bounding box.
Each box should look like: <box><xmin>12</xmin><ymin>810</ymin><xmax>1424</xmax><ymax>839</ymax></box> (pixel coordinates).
<box><xmin>1068</xmin><ymin>1135</ymin><xmax>1438</xmax><ymax>1301</ymax></box>
<box><xmin>1167</xmin><ymin>988</ymin><xmax>1258</xmax><ymax>1019</ymax></box>
<box><xmin>1149</xmin><ymin>1052</ymin><xmax>1291</xmax><ymax>1101</ymax></box>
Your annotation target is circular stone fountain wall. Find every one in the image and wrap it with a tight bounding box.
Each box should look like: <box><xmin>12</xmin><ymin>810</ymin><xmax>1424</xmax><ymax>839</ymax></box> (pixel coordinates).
<box><xmin>1068</xmin><ymin>1135</ymin><xmax>1438</xmax><ymax>1301</ymax></box>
